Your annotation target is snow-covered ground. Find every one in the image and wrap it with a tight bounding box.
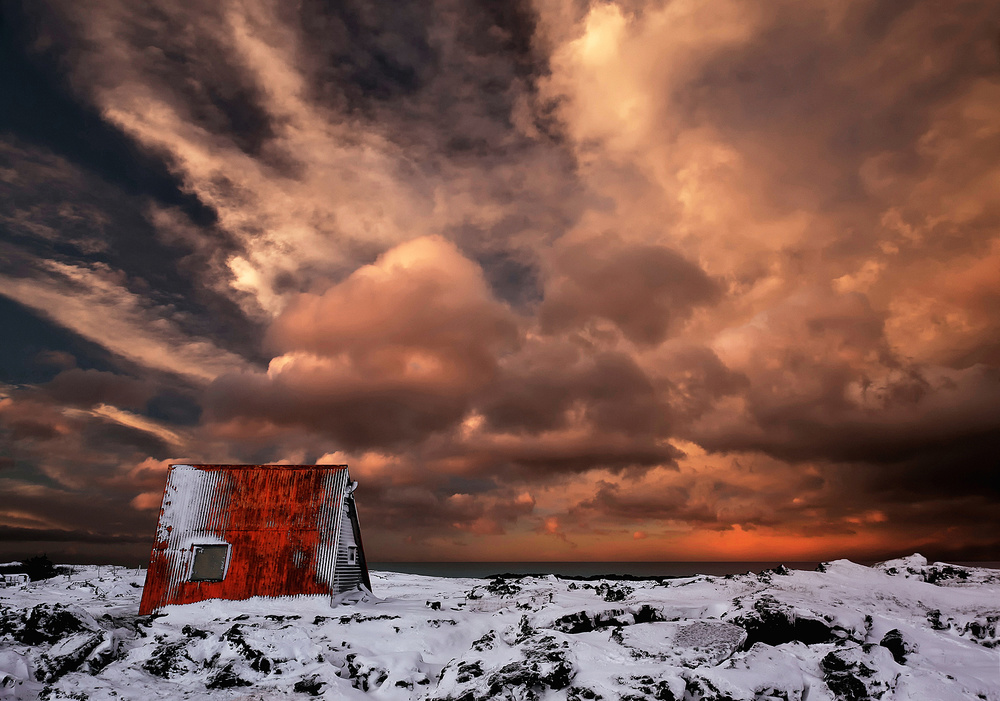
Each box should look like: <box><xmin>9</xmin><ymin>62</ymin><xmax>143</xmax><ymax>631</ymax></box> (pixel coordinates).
<box><xmin>1</xmin><ymin>554</ymin><xmax>997</xmax><ymax>700</ymax></box>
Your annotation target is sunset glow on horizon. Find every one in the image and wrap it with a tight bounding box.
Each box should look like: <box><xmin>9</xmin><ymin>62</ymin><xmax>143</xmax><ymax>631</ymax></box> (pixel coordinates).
<box><xmin>1</xmin><ymin>0</ymin><xmax>998</xmax><ymax>565</ymax></box>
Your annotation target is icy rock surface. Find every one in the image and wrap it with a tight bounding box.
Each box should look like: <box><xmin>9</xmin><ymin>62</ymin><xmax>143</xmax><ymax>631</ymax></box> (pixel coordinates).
<box><xmin>0</xmin><ymin>557</ymin><xmax>998</xmax><ymax>699</ymax></box>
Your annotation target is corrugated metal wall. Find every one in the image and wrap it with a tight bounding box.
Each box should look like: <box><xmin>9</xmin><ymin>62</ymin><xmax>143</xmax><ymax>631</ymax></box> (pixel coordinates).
<box><xmin>139</xmin><ymin>465</ymin><xmax>371</xmax><ymax>614</ymax></box>
<box><xmin>333</xmin><ymin>497</ymin><xmax>362</xmax><ymax>592</ymax></box>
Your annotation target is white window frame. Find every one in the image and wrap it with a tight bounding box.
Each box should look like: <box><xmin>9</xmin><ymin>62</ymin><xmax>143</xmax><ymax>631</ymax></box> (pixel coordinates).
<box><xmin>189</xmin><ymin>543</ymin><xmax>231</xmax><ymax>582</ymax></box>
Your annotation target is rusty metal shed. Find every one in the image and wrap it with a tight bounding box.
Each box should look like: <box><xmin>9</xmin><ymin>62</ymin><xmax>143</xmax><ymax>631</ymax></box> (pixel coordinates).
<box><xmin>138</xmin><ymin>464</ymin><xmax>371</xmax><ymax>615</ymax></box>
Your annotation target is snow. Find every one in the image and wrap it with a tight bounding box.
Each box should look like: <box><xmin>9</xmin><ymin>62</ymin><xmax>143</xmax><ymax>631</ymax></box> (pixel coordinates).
<box><xmin>0</xmin><ymin>556</ymin><xmax>997</xmax><ymax>700</ymax></box>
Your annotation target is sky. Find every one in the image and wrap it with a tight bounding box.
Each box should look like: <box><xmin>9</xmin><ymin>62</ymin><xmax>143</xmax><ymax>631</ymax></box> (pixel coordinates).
<box><xmin>1</xmin><ymin>0</ymin><xmax>999</xmax><ymax>566</ymax></box>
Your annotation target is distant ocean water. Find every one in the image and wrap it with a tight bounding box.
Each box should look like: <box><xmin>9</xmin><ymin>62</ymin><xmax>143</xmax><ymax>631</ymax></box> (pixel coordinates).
<box><xmin>369</xmin><ymin>561</ymin><xmax>1000</xmax><ymax>579</ymax></box>
<box><xmin>367</xmin><ymin>561</ymin><xmax>826</xmax><ymax>579</ymax></box>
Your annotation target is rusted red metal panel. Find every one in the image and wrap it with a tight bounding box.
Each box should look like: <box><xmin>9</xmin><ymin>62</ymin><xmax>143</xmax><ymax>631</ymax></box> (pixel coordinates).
<box><xmin>138</xmin><ymin>465</ymin><xmax>370</xmax><ymax>615</ymax></box>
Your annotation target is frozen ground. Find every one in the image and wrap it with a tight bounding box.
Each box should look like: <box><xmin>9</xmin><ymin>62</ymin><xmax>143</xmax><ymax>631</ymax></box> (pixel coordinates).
<box><xmin>0</xmin><ymin>554</ymin><xmax>998</xmax><ymax>700</ymax></box>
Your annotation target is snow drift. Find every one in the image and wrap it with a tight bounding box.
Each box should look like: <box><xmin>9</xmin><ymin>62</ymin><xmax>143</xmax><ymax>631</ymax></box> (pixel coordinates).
<box><xmin>1</xmin><ymin>555</ymin><xmax>997</xmax><ymax>700</ymax></box>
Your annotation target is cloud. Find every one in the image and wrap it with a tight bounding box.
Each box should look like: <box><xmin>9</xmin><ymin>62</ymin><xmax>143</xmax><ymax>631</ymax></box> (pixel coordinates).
<box><xmin>480</xmin><ymin>339</ymin><xmax>667</xmax><ymax>436</ymax></box>
<box><xmin>43</xmin><ymin>369</ymin><xmax>153</xmax><ymax>409</ymax></box>
<box><xmin>539</xmin><ymin>233</ymin><xmax>720</xmax><ymax>345</ymax></box>
<box><xmin>0</xmin><ymin>259</ymin><xmax>252</xmax><ymax>382</ymax></box>
<box><xmin>208</xmin><ymin>236</ymin><xmax>520</xmax><ymax>449</ymax></box>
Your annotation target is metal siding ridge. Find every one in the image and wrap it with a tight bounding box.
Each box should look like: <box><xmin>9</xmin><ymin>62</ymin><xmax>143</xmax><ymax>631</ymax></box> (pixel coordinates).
<box><xmin>329</xmin><ymin>469</ymin><xmax>348</xmax><ymax>595</ymax></box>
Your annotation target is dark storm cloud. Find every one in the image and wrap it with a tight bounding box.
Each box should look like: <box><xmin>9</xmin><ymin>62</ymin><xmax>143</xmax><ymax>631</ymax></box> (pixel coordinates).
<box><xmin>0</xmin><ymin>142</ymin><xmax>265</xmax><ymax>370</ymax></box>
<box><xmin>297</xmin><ymin>0</ymin><xmax>437</xmax><ymax>108</ymax></box>
<box><xmin>481</xmin><ymin>343</ymin><xmax>667</xmax><ymax>436</ymax></box>
<box><xmin>42</xmin><ymin>369</ymin><xmax>153</xmax><ymax>409</ymax></box>
<box><xmin>0</xmin><ymin>1</ymin><xmax>270</xmax><ymax>365</ymax></box>
<box><xmin>0</xmin><ymin>1</ymin><xmax>216</xmax><ymax>226</ymax></box>
<box><xmin>496</xmin><ymin>438</ymin><xmax>681</xmax><ymax>474</ymax></box>
<box><xmin>0</xmin><ymin>297</ymin><xmax>120</xmax><ymax>385</ymax></box>
<box><xmin>540</xmin><ymin>235</ymin><xmax>720</xmax><ymax>345</ymax></box>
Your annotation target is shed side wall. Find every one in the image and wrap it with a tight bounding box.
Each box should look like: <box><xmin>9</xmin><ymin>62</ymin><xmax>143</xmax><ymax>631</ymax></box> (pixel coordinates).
<box><xmin>139</xmin><ymin>465</ymin><xmax>350</xmax><ymax>614</ymax></box>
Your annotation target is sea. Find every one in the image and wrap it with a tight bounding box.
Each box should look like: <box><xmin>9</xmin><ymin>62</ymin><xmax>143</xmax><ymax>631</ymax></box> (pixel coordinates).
<box><xmin>368</xmin><ymin>560</ymin><xmax>1000</xmax><ymax>579</ymax></box>
<box><xmin>367</xmin><ymin>561</ymin><xmax>824</xmax><ymax>579</ymax></box>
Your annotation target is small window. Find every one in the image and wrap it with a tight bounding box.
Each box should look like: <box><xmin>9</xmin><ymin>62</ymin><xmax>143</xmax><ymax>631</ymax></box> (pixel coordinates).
<box><xmin>191</xmin><ymin>544</ymin><xmax>229</xmax><ymax>581</ymax></box>
<box><xmin>347</xmin><ymin>546</ymin><xmax>358</xmax><ymax>565</ymax></box>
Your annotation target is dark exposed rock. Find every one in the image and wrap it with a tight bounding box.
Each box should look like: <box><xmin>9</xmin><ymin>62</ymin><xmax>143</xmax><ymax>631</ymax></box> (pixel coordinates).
<box><xmin>343</xmin><ymin>652</ymin><xmax>389</xmax><ymax>692</ymax></box>
<box><xmin>433</xmin><ymin>633</ymin><xmax>574</xmax><ymax>701</ymax></box>
<box><xmin>923</xmin><ymin>565</ymin><xmax>970</xmax><ymax>585</ymax></box>
<box><xmin>338</xmin><ymin>613</ymin><xmax>401</xmax><ymax>624</ymax></box>
<box><xmin>567</xmin><ymin>686</ymin><xmax>603</xmax><ymax>700</ymax></box>
<box><xmin>205</xmin><ymin>662</ymin><xmax>252</xmax><ymax>690</ymax></box>
<box><xmin>551</xmin><ymin>606</ymin><xmax>661</xmax><ymax>634</ymax></box>
<box><xmin>683</xmin><ymin>677</ymin><xmax>738</xmax><ymax>701</ymax></box>
<box><xmin>627</xmin><ymin>674</ymin><xmax>679</xmax><ymax>700</ymax></box>
<box><xmin>293</xmin><ymin>674</ymin><xmax>325</xmax><ymax>696</ymax></box>
<box><xmin>486</xmin><ymin>577</ymin><xmax>522</xmax><ymax>598</ymax></box>
<box><xmin>142</xmin><ymin>640</ymin><xmax>192</xmax><ymax>678</ymax></box>
<box><xmin>509</xmin><ymin>615</ymin><xmax>534</xmax><ymax>644</ymax></box>
<box><xmin>11</xmin><ymin>604</ymin><xmax>96</xmax><ymax>645</ymax></box>
<box><xmin>633</xmin><ymin>605</ymin><xmax>663</xmax><ymax>624</ymax></box>
<box><xmin>456</xmin><ymin>661</ymin><xmax>484</xmax><ymax>683</ymax></box>
<box><xmin>222</xmin><ymin>624</ymin><xmax>271</xmax><ymax>673</ymax></box>
<box><xmin>926</xmin><ymin>609</ymin><xmax>950</xmax><ymax>631</ymax></box>
<box><xmin>471</xmin><ymin>630</ymin><xmax>497</xmax><ymax>652</ymax></box>
<box><xmin>484</xmin><ymin>638</ymin><xmax>573</xmax><ymax>699</ymax></box>
<box><xmin>757</xmin><ymin>565</ymin><xmax>791</xmax><ymax>583</ymax></box>
<box><xmin>821</xmin><ymin>646</ymin><xmax>891</xmax><ymax>701</ymax></box>
<box><xmin>181</xmin><ymin>625</ymin><xmax>208</xmax><ymax>639</ymax></box>
<box><xmin>552</xmin><ymin>611</ymin><xmax>600</xmax><ymax>634</ymax></box>
<box><xmin>879</xmin><ymin>629</ymin><xmax>913</xmax><ymax>664</ymax></box>
<box><xmin>34</xmin><ymin>632</ymin><xmax>104</xmax><ymax>682</ymax></box>
<box><xmin>731</xmin><ymin>595</ymin><xmax>837</xmax><ymax>648</ymax></box>
<box><xmin>264</xmin><ymin>614</ymin><xmax>301</xmax><ymax>622</ymax></box>
<box><xmin>595</xmin><ymin>582</ymin><xmax>632</xmax><ymax>602</ymax></box>
<box><xmin>962</xmin><ymin>615</ymin><xmax>999</xmax><ymax>647</ymax></box>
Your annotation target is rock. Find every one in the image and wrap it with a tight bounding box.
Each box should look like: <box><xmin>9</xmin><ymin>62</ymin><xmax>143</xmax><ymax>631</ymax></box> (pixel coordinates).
<box><xmin>879</xmin><ymin>629</ymin><xmax>913</xmax><ymax>664</ymax></box>
<box><xmin>35</xmin><ymin>632</ymin><xmax>104</xmax><ymax>682</ymax></box>
<box><xmin>731</xmin><ymin>595</ymin><xmax>837</xmax><ymax>648</ymax></box>
<box><xmin>343</xmin><ymin>652</ymin><xmax>389</xmax><ymax>692</ymax></box>
<box><xmin>222</xmin><ymin>624</ymin><xmax>271</xmax><ymax>673</ymax></box>
<box><xmin>550</xmin><ymin>606</ymin><xmax>660</xmax><ymax>634</ymax></box>
<box><xmin>567</xmin><ymin>685</ymin><xmax>604</xmax><ymax>700</ymax></box>
<box><xmin>623</xmin><ymin>674</ymin><xmax>681</xmax><ymax>700</ymax></box>
<box><xmin>142</xmin><ymin>640</ymin><xmax>192</xmax><ymax>678</ymax></box>
<box><xmin>595</xmin><ymin>583</ymin><xmax>632</xmax><ymax>602</ymax></box>
<box><xmin>471</xmin><ymin>631</ymin><xmax>497</xmax><ymax>652</ymax></box>
<box><xmin>961</xmin><ymin>615</ymin><xmax>999</xmax><ymax>647</ymax></box>
<box><xmin>486</xmin><ymin>577</ymin><xmax>522</xmax><ymax>597</ymax></box>
<box><xmin>12</xmin><ymin>604</ymin><xmax>96</xmax><ymax>645</ymax></box>
<box><xmin>674</xmin><ymin>621</ymin><xmax>748</xmax><ymax>665</ymax></box>
<box><xmin>84</xmin><ymin>630</ymin><xmax>126</xmax><ymax>674</ymax></box>
<box><xmin>206</xmin><ymin>662</ymin><xmax>252</xmax><ymax>690</ymax></box>
<box><xmin>432</xmin><ymin>633</ymin><xmax>575</xmax><ymax>701</ymax></box>
<box><xmin>293</xmin><ymin>674</ymin><xmax>325</xmax><ymax>696</ymax></box>
<box><xmin>821</xmin><ymin>645</ymin><xmax>894</xmax><ymax>701</ymax></box>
